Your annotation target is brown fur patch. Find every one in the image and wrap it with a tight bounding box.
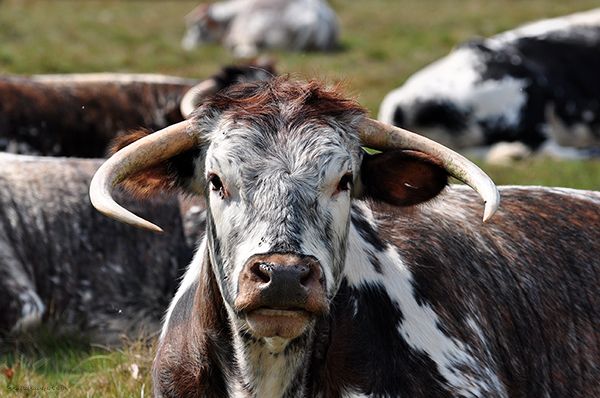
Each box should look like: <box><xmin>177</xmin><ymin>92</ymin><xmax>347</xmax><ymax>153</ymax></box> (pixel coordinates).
<box><xmin>197</xmin><ymin>76</ymin><xmax>365</xmax><ymax>128</ymax></box>
<box><xmin>153</xmin><ymin>252</ymin><xmax>232</xmax><ymax>397</ymax></box>
<box><xmin>0</xmin><ymin>77</ymin><xmax>192</xmax><ymax>157</ymax></box>
<box><xmin>109</xmin><ymin>130</ymin><xmax>182</xmax><ymax>199</ymax></box>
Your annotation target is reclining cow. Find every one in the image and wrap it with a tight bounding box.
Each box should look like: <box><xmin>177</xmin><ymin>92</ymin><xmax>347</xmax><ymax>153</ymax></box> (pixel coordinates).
<box><xmin>182</xmin><ymin>0</ymin><xmax>339</xmax><ymax>57</ymax></box>
<box><xmin>378</xmin><ymin>8</ymin><xmax>600</xmax><ymax>162</ymax></box>
<box><xmin>0</xmin><ymin>63</ymin><xmax>272</xmax><ymax>344</ymax></box>
<box><xmin>0</xmin><ymin>153</ymin><xmax>196</xmax><ymax>345</ymax></box>
<box><xmin>91</xmin><ymin>77</ymin><xmax>599</xmax><ymax>396</ymax></box>
<box><xmin>0</xmin><ymin>61</ymin><xmax>274</xmax><ymax>157</ymax></box>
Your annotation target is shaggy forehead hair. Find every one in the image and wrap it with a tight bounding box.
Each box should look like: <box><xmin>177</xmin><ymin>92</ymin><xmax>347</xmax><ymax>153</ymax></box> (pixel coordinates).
<box><xmin>191</xmin><ymin>76</ymin><xmax>366</xmax><ymax>139</ymax></box>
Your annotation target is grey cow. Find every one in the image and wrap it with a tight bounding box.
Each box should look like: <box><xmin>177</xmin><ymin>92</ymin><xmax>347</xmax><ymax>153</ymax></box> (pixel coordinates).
<box><xmin>0</xmin><ymin>154</ymin><xmax>193</xmax><ymax>345</ymax></box>
<box><xmin>182</xmin><ymin>0</ymin><xmax>339</xmax><ymax>57</ymax></box>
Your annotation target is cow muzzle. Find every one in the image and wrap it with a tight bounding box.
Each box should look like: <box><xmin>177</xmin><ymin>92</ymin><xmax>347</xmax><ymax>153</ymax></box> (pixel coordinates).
<box><xmin>235</xmin><ymin>253</ymin><xmax>327</xmax><ymax>339</ymax></box>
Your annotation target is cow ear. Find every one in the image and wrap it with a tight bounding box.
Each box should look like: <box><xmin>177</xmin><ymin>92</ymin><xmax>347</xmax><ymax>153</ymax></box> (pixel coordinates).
<box><xmin>359</xmin><ymin>149</ymin><xmax>448</xmax><ymax>206</ymax></box>
<box><xmin>109</xmin><ymin>130</ymin><xmax>201</xmax><ymax>199</ymax></box>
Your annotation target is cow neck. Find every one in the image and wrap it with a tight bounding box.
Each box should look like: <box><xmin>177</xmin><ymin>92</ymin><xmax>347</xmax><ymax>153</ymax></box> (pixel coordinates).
<box><xmin>197</xmin><ymin>246</ymin><xmax>315</xmax><ymax>397</ymax></box>
<box><xmin>190</xmin><ymin>250</ymin><xmax>235</xmax><ymax>396</ymax></box>
<box><xmin>225</xmin><ymin>306</ymin><xmax>317</xmax><ymax>396</ymax></box>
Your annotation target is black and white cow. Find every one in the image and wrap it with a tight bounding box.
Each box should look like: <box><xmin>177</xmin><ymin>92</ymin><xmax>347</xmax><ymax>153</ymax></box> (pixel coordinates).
<box><xmin>0</xmin><ymin>61</ymin><xmax>275</xmax><ymax>157</ymax></box>
<box><xmin>91</xmin><ymin>77</ymin><xmax>600</xmax><ymax>397</ymax></box>
<box><xmin>182</xmin><ymin>0</ymin><xmax>339</xmax><ymax>58</ymax></box>
<box><xmin>378</xmin><ymin>8</ymin><xmax>600</xmax><ymax>161</ymax></box>
<box><xmin>0</xmin><ymin>153</ymin><xmax>194</xmax><ymax>345</ymax></box>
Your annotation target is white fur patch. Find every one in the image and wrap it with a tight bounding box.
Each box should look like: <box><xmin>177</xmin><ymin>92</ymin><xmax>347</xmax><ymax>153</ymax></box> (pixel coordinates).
<box><xmin>491</xmin><ymin>8</ymin><xmax>600</xmax><ymax>46</ymax></box>
<box><xmin>13</xmin><ymin>290</ymin><xmax>45</xmax><ymax>332</ymax></box>
<box><xmin>343</xmin><ymin>203</ymin><xmax>505</xmax><ymax>396</ymax></box>
<box><xmin>228</xmin><ymin>320</ymin><xmax>307</xmax><ymax>397</ymax></box>
<box><xmin>378</xmin><ymin>47</ymin><xmax>528</xmax><ymax>149</ymax></box>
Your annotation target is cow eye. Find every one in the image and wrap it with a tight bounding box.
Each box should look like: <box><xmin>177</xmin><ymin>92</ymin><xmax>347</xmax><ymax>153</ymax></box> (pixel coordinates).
<box><xmin>208</xmin><ymin>173</ymin><xmax>223</xmax><ymax>192</ymax></box>
<box><xmin>337</xmin><ymin>173</ymin><xmax>353</xmax><ymax>193</ymax></box>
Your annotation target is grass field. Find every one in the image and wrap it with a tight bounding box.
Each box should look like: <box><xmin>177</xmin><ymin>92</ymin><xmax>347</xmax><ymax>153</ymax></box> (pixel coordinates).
<box><xmin>1</xmin><ymin>0</ymin><xmax>599</xmax><ymax>396</ymax></box>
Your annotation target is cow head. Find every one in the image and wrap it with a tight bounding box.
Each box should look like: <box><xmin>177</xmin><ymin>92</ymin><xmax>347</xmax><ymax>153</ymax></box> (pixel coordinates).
<box><xmin>91</xmin><ymin>77</ymin><xmax>498</xmax><ymax>341</ymax></box>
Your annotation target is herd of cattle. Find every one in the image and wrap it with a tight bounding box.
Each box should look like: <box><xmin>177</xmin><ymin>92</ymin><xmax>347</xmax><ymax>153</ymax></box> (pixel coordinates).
<box><xmin>1</xmin><ymin>3</ymin><xmax>599</xmax><ymax>397</ymax></box>
<box><xmin>0</xmin><ymin>62</ymin><xmax>272</xmax><ymax>344</ymax></box>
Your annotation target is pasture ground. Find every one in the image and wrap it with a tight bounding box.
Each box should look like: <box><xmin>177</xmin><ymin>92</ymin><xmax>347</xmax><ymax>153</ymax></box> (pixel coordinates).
<box><xmin>1</xmin><ymin>0</ymin><xmax>599</xmax><ymax>396</ymax></box>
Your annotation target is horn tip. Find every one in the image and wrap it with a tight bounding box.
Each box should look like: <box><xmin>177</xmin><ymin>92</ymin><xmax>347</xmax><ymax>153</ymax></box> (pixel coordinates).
<box><xmin>482</xmin><ymin>197</ymin><xmax>500</xmax><ymax>223</ymax></box>
<box><xmin>130</xmin><ymin>218</ymin><xmax>164</xmax><ymax>233</ymax></box>
<box><xmin>146</xmin><ymin>223</ymin><xmax>165</xmax><ymax>233</ymax></box>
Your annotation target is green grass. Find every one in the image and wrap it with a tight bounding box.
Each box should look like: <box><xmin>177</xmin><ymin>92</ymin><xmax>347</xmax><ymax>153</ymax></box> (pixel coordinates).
<box><xmin>1</xmin><ymin>0</ymin><xmax>600</xmax><ymax>395</ymax></box>
<box><xmin>482</xmin><ymin>158</ymin><xmax>600</xmax><ymax>189</ymax></box>
<box><xmin>2</xmin><ymin>330</ymin><xmax>154</xmax><ymax>397</ymax></box>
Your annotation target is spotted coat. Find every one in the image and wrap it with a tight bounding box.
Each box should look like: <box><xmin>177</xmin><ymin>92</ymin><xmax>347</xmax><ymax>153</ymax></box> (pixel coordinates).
<box><xmin>378</xmin><ymin>8</ymin><xmax>600</xmax><ymax>159</ymax></box>
<box><xmin>113</xmin><ymin>78</ymin><xmax>600</xmax><ymax>397</ymax></box>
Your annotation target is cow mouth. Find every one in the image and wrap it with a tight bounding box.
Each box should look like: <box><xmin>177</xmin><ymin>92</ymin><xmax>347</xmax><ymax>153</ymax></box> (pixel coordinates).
<box><xmin>244</xmin><ymin>307</ymin><xmax>312</xmax><ymax>339</ymax></box>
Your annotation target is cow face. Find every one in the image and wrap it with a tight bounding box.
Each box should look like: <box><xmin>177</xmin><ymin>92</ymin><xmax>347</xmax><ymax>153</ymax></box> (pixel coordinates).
<box><xmin>193</xmin><ymin>81</ymin><xmax>364</xmax><ymax>339</ymax></box>
<box><xmin>113</xmin><ymin>78</ymin><xmax>448</xmax><ymax>341</ymax></box>
<box><xmin>378</xmin><ymin>44</ymin><xmax>530</xmax><ymax>150</ymax></box>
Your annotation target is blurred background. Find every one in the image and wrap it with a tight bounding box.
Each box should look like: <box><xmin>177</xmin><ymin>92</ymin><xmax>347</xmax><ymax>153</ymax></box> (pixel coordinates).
<box><xmin>1</xmin><ymin>0</ymin><xmax>600</xmax><ymax>186</ymax></box>
<box><xmin>2</xmin><ymin>0</ymin><xmax>599</xmax><ymax>187</ymax></box>
<box><xmin>0</xmin><ymin>0</ymin><xmax>599</xmax><ymax>395</ymax></box>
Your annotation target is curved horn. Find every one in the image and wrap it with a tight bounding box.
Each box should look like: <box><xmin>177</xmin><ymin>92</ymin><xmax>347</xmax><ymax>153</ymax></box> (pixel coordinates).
<box><xmin>180</xmin><ymin>78</ymin><xmax>219</xmax><ymax>119</ymax></box>
<box><xmin>359</xmin><ymin>118</ymin><xmax>500</xmax><ymax>222</ymax></box>
<box><xmin>89</xmin><ymin>120</ymin><xmax>198</xmax><ymax>232</ymax></box>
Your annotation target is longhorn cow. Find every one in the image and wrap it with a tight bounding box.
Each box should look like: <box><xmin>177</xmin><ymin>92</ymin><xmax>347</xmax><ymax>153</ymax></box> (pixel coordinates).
<box><xmin>0</xmin><ymin>154</ymin><xmax>194</xmax><ymax>345</ymax></box>
<box><xmin>91</xmin><ymin>77</ymin><xmax>600</xmax><ymax>397</ymax></box>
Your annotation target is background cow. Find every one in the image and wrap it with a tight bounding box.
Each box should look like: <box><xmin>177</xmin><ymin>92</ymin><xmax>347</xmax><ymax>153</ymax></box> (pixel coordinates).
<box><xmin>0</xmin><ymin>61</ymin><xmax>273</xmax><ymax>344</ymax></box>
<box><xmin>182</xmin><ymin>0</ymin><xmax>339</xmax><ymax>57</ymax></box>
<box><xmin>0</xmin><ymin>74</ymin><xmax>195</xmax><ymax>157</ymax></box>
<box><xmin>378</xmin><ymin>8</ymin><xmax>600</xmax><ymax>161</ymax></box>
<box><xmin>91</xmin><ymin>78</ymin><xmax>600</xmax><ymax>396</ymax></box>
<box><xmin>0</xmin><ymin>61</ymin><xmax>275</xmax><ymax>157</ymax></box>
<box><xmin>0</xmin><ymin>153</ymin><xmax>196</xmax><ymax>345</ymax></box>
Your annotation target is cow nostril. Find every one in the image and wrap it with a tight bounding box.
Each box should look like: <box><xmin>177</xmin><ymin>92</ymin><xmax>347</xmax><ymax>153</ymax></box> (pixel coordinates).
<box><xmin>298</xmin><ymin>265</ymin><xmax>312</xmax><ymax>286</ymax></box>
<box><xmin>251</xmin><ymin>262</ymin><xmax>271</xmax><ymax>283</ymax></box>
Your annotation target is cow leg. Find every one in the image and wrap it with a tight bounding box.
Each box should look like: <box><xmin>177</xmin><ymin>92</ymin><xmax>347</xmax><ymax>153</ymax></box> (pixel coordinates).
<box><xmin>0</xmin><ymin>257</ymin><xmax>45</xmax><ymax>333</ymax></box>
